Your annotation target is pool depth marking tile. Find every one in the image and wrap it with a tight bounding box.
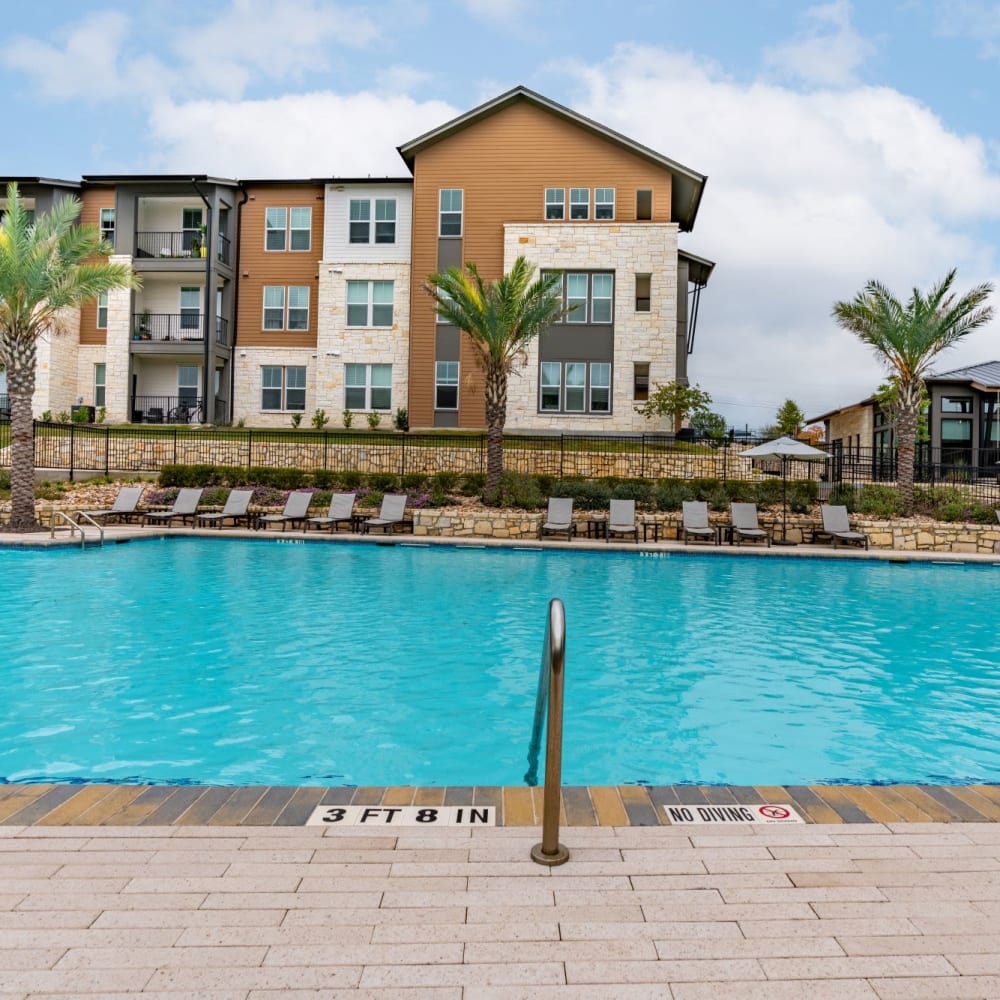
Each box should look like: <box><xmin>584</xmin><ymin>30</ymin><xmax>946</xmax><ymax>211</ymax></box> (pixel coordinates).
<box><xmin>2</xmin><ymin>783</ymin><xmax>999</xmax><ymax>826</ymax></box>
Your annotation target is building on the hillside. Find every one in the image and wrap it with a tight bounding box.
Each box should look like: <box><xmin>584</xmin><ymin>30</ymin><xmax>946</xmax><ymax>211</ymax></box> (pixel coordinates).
<box><xmin>1</xmin><ymin>86</ymin><xmax>715</xmax><ymax>432</ymax></box>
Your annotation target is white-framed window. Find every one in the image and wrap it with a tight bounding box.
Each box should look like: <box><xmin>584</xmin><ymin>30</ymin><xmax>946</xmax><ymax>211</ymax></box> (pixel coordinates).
<box><xmin>97</xmin><ymin>291</ymin><xmax>108</xmax><ymax>329</ymax></box>
<box><xmin>178</xmin><ymin>365</ymin><xmax>199</xmax><ymax>405</ymax></box>
<box><xmin>349</xmin><ymin>199</ymin><xmax>370</xmax><ymax>243</ymax></box>
<box><xmin>182</xmin><ymin>208</ymin><xmax>202</xmax><ymax>252</ymax></box>
<box><xmin>289</xmin><ymin>207</ymin><xmax>312</xmax><ymax>251</ymax></box>
<box><xmin>100</xmin><ymin>208</ymin><xmax>115</xmax><ymax>246</ymax></box>
<box><xmin>94</xmin><ymin>364</ymin><xmax>106</xmax><ymax>407</ymax></box>
<box><xmin>346</xmin><ymin>280</ymin><xmax>393</xmax><ymax>327</ymax></box>
<box><xmin>349</xmin><ymin>198</ymin><xmax>397</xmax><ymax>244</ymax></box>
<box><xmin>345</xmin><ymin>363</ymin><xmax>392</xmax><ymax>410</ymax></box>
<box><xmin>595</xmin><ymin>187</ymin><xmax>615</xmax><ymax>220</ymax></box>
<box><xmin>570</xmin><ymin>188</ymin><xmax>589</xmax><ymax>220</ymax></box>
<box><xmin>375</xmin><ymin>199</ymin><xmax>396</xmax><ymax>243</ymax></box>
<box><xmin>538</xmin><ymin>361</ymin><xmax>612</xmax><ymax>415</ymax></box>
<box><xmin>544</xmin><ymin>188</ymin><xmax>565</xmax><ymax>220</ymax></box>
<box><xmin>439</xmin><ymin>189</ymin><xmax>463</xmax><ymax>236</ymax></box>
<box><xmin>265</xmin><ymin>207</ymin><xmax>287</xmax><ymax>251</ymax></box>
<box><xmin>261</xmin><ymin>365</ymin><xmax>306</xmax><ymax>411</ymax></box>
<box><xmin>180</xmin><ymin>286</ymin><xmax>201</xmax><ymax>333</ymax></box>
<box><xmin>435</xmin><ymin>361</ymin><xmax>459</xmax><ymax>410</ymax></box>
<box><xmin>262</xmin><ymin>286</ymin><xmax>310</xmax><ymax>330</ymax></box>
<box><xmin>557</xmin><ymin>272</ymin><xmax>614</xmax><ymax>324</ymax></box>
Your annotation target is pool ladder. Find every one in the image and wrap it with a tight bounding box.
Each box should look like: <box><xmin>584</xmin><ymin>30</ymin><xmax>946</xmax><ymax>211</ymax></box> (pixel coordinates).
<box><xmin>527</xmin><ymin>598</ymin><xmax>569</xmax><ymax>867</ymax></box>
<box><xmin>49</xmin><ymin>510</ymin><xmax>104</xmax><ymax>548</ymax></box>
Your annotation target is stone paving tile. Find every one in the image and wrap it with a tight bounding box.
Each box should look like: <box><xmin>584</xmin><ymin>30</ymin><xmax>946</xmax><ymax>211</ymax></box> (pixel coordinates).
<box><xmin>146</xmin><ymin>966</ymin><xmax>363</xmax><ymax>991</ymax></box>
<box><xmin>463</xmin><ymin>989</ymin><xmax>672</xmax><ymax>1000</ymax></box>
<box><xmin>869</xmin><ymin>976</ymin><xmax>1000</xmax><ymax>998</ymax></box>
<box><xmin>672</xmin><ymin>983</ymin><xmax>879</xmax><ymax>999</ymax></box>
<box><xmin>565</xmin><ymin>957</ymin><xmax>765</xmax><ymax>983</ymax></box>
<box><xmin>359</xmin><ymin>962</ymin><xmax>565</xmax><ymax>987</ymax></box>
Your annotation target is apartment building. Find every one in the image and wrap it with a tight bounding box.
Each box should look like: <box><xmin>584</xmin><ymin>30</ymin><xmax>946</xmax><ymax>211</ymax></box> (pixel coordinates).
<box><xmin>3</xmin><ymin>86</ymin><xmax>714</xmax><ymax>432</ymax></box>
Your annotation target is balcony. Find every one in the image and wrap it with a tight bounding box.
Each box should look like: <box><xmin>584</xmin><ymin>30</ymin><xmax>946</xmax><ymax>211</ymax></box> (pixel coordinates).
<box><xmin>135</xmin><ymin>231</ymin><xmax>231</xmax><ymax>264</ymax></box>
<box><xmin>132</xmin><ymin>314</ymin><xmax>230</xmax><ymax>346</ymax></box>
<box><xmin>130</xmin><ymin>396</ymin><xmax>205</xmax><ymax>424</ymax></box>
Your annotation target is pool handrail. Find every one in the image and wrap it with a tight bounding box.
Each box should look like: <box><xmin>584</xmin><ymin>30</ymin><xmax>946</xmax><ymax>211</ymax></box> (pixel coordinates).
<box><xmin>528</xmin><ymin>597</ymin><xmax>569</xmax><ymax>867</ymax></box>
<box><xmin>49</xmin><ymin>509</ymin><xmax>104</xmax><ymax>548</ymax></box>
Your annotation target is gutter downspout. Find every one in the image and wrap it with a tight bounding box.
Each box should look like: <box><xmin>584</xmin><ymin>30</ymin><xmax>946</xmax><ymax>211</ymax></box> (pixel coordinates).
<box><xmin>231</xmin><ymin>182</ymin><xmax>250</xmax><ymax>421</ymax></box>
<box><xmin>192</xmin><ymin>178</ymin><xmax>213</xmax><ymax>424</ymax></box>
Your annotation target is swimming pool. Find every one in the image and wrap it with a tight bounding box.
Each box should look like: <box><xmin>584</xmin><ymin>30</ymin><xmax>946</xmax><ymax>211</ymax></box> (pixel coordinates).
<box><xmin>2</xmin><ymin>539</ymin><xmax>998</xmax><ymax>787</ymax></box>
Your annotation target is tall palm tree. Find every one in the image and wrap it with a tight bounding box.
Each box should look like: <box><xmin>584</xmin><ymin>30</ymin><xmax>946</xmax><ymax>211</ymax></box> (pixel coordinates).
<box><xmin>425</xmin><ymin>257</ymin><xmax>568</xmax><ymax>492</ymax></box>
<box><xmin>0</xmin><ymin>182</ymin><xmax>139</xmax><ymax>531</ymax></box>
<box><xmin>832</xmin><ymin>269</ymin><xmax>993</xmax><ymax>514</ymax></box>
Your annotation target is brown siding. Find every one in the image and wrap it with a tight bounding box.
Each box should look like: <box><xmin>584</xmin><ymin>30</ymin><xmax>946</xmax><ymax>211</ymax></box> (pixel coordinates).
<box><xmin>408</xmin><ymin>99</ymin><xmax>676</xmax><ymax>428</ymax></box>
<box><xmin>237</xmin><ymin>184</ymin><xmax>324</xmax><ymax>349</ymax></box>
<box><xmin>79</xmin><ymin>186</ymin><xmax>116</xmax><ymax>346</ymax></box>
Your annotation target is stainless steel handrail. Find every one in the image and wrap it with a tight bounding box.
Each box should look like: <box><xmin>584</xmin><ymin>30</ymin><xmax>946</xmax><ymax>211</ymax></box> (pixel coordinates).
<box><xmin>528</xmin><ymin>598</ymin><xmax>569</xmax><ymax>867</ymax></box>
<box><xmin>48</xmin><ymin>510</ymin><xmax>105</xmax><ymax>548</ymax></box>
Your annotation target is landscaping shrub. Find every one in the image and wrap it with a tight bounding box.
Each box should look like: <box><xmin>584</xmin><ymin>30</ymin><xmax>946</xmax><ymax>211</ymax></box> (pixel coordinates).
<box><xmin>481</xmin><ymin>471</ymin><xmax>544</xmax><ymax>509</ymax></box>
<box><xmin>159</xmin><ymin>464</ymin><xmax>220</xmax><ymax>487</ymax></box>
<box><xmin>932</xmin><ymin>498</ymin><xmax>996</xmax><ymax>524</ymax></box>
<box><xmin>431</xmin><ymin>471</ymin><xmax>459</xmax><ymax>493</ymax></box>
<box><xmin>401</xmin><ymin>473</ymin><xmax>428</xmax><ymax>492</ymax></box>
<box><xmin>339</xmin><ymin>470</ymin><xmax>364</xmax><ymax>489</ymax></box>
<box><xmin>858</xmin><ymin>483</ymin><xmax>903</xmax><ymax>518</ymax></box>
<box><xmin>754</xmin><ymin>477</ymin><xmax>784</xmax><ymax>508</ymax></box>
<box><xmin>0</xmin><ymin>469</ymin><xmax>10</xmax><ymax>490</ymax></box>
<box><xmin>552</xmin><ymin>477</ymin><xmax>612</xmax><ymax>509</ymax></box>
<box><xmin>459</xmin><ymin>472</ymin><xmax>486</xmax><ymax>495</ymax></box>
<box><xmin>246</xmin><ymin>466</ymin><xmax>306</xmax><ymax>490</ymax></box>
<box><xmin>654</xmin><ymin>478</ymin><xmax>694</xmax><ymax>511</ymax></box>
<box><xmin>309</xmin><ymin>469</ymin><xmax>337</xmax><ymax>490</ymax></box>
<box><xmin>607</xmin><ymin>478</ymin><xmax>655</xmax><ymax>505</ymax></box>
<box><xmin>369</xmin><ymin>473</ymin><xmax>398</xmax><ymax>492</ymax></box>
<box><xmin>786</xmin><ymin>482</ymin><xmax>814</xmax><ymax>514</ymax></box>
<box><xmin>689</xmin><ymin>477</ymin><xmax>721</xmax><ymax>501</ymax></box>
<box><xmin>828</xmin><ymin>483</ymin><xmax>857</xmax><ymax>510</ymax></box>
<box><xmin>707</xmin><ymin>485</ymin><xmax>729</xmax><ymax>513</ymax></box>
<box><xmin>723</xmin><ymin>479</ymin><xmax>756</xmax><ymax>503</ymax></box>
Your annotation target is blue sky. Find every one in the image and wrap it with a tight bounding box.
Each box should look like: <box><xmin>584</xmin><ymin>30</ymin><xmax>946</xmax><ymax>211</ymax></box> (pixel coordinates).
<box><xmin>2</xmin><ymin>0</ymin><xmax>998</xmax><ymax>429</ymax></box>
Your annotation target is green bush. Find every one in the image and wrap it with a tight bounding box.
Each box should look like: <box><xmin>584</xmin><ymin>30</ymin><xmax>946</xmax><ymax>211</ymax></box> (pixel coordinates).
<box><xmin>459</xmin><ymin>472</ymin><xmax>486</xmax><ymax>495</ymax></box>
<box><xmin>247</xmin><ymin>466</ymin><xmax>306</xmax><ymax>490</ymax></box>
<box><xmin>689</xmin><ymin>478</ymin><xmax>722</xmax><ymax>501</ymax></box>
<box><xmin>310</xmin><ymin>469</ymin><xmax>337</xmax><ymax>490</ymax></box>
<box><xmin>482</xmin><ymin>471</ymin><xmax>544</xmax><ymax>509</ymax></box>
<box><xmin>724</xmin><ymin>479</ymin><xmax>756</xmax><ymax>503</ymax></box>
<box><xmin>428</xmin><ymin>489</ymin><xmax>451</xmax><ymax>507</ymax></box>
<box><xmin>607</xmin><ymin>478</ymin><xmax>655</xmax><ymax>505</ymax></box>
<box><xmin>159</xmin><ymin>464</ymin><xmax>220</xmax><ymax>487</ymax></box>
<box><xmin>369</xmin><ymin>473</ymin><xmax>398</xmax><ymax>492</ymax></box>
<box><xmin>707</xmin><ymin>485</ymin><xmax>729</xmax><ymax>513</ymax></box>
<box><xmin>932</xmin><ymin>498</ymin><xmax>996</xmax><ymax>524</ymax></box>
<box><xmin>0</xmin><ymin>469</ymin><xmax>10</xmax><ymax>490</ymax></box>
<box><xmin>339</xmin><ymin>470</ymin><xmax>364</xmax><ymax>489</ymax></box>
<box><xmin>858</xmin><ymin>483</ymin><xmax>903</xmax><ymax>518</ymax></box>
<box><xmin>828</xmin><ymin>483</ymin><xmax>857</xmax><ymax>510</ymax></box>
<box><xmin>552</xmin><ymin>477</ymin><xmax>612</xmax><ymax>509</ymax></box>
<box><xmin>786</xmin><ymin>483</ymin><xmax>814</xmax><ymax>514</ymax></box>
<box><xmin>654</xmin><ymin>478</ymin><xmax>694</xmax><ymax>511</ymax></box>
<box><xmin>401</xmin><ymin>473</ymin><xmax>428</xmax><ymax>492</ymax></box>
<box><xmin>754</xmin><ymin>477</ymin><xmax>784</xmax><ymax>508</ymax></box>
<box><xmin>431</xmin><ymin>471</ymin><xmax>459</xmax><ymax>493</ymax></box>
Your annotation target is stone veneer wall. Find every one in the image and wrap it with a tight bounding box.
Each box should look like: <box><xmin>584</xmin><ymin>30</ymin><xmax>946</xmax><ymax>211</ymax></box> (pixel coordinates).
<box><xmin>32</xmin><ymin>307</ymin><xmax>81</xmax><ymax>417</ymax></box>
<box><xmin>76</xmin><ymin>346</ymin><xmax>107</xmax><ymax>410</ymax></box>
<box><xmin>316</xmin><ymin>262</ymin><xmax>409</xmax><ymax>427</ymax></box>
<box><xmin>231</xmin><ymin>347</ymin><xmax>317</xmax><ymax>428</ymax></box>
<box><xmin>503</xmin><ymin>222</ymin><xmax>678</xmax><ymax>434</ymax></box>
<box><xmin>104</xmin><ymin>257</ymin><xmax>134</xmax><ymax>423</ymax></box>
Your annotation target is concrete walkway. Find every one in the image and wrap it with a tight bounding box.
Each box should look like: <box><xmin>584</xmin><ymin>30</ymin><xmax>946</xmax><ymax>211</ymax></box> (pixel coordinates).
<box><xmin>2</xmin><ymin>821</ymin><xmax>1000</xmax><ymax>998</ymax></box>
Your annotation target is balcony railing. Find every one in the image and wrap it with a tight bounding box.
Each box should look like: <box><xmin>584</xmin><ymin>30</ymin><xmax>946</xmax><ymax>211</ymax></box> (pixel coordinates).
<box><xmin>0</xmin><ymin>394</ymin><xmax>8</xmax><ymax>420</ymax></box>
<box><xmin>132</xmin><ymin>314</ymin><xmax>230</xmax><ymax>345</ymax></box>
<box><xmin>130</xmin><ymin>396</ymin><xmax>204</xmax><ymax>424</ymax></box>
<box><xmin>217</xmin><ymin>233</ymin><xmax>231</xmax><ymax>265</ymax></box>
<box><xmin>135</xmin><ymin>230</ymin><xmax>232</xmax><ymax>264</ymax></box>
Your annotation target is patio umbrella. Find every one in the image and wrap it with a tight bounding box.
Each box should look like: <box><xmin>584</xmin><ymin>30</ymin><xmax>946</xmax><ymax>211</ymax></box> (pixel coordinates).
<box><xmin>740</xmin><ymin>436</ymin><xmax>829</xmax><ymax>544</ymax></box>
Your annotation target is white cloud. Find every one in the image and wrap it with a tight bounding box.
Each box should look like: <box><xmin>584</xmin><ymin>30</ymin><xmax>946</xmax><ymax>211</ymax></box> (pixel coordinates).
<box><xmin>373</xmin><ymin>65</ymin><xmax>435</xmax><ymax>95</ymax></box>
<box><xmin>458</xmin><ymin>0</ymin><xmax>530</xmax><ymax>25</ymax></box>
<box><xmin>764</xmin><ymin>0</ymin><xmax>876</xmax><ymax>87</ymax></box>
<box><xmin>555</xmin><ymin>43</ymin><xmax>1000</xmax><ymax>426</ymax></box>
<box><xmin>935</xmin><ymin>0</ymin><xmax>1000</xmax><ymax>60</ymax></box>
<box><xmin>145</xmin><ymin>91</ymin><xmax>458</xmax><ymax>177</ymax></box>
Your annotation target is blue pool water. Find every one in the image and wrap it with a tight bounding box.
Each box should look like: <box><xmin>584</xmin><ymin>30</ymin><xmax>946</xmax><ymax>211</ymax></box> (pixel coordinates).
<box><xmin>2</xmin><ymin>539</ymin><xmax>998</xmax><ymax>787</ymax></box>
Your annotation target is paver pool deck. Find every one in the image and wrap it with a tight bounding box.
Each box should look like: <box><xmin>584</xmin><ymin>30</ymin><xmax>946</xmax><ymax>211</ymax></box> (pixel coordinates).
<box><xmin>2</xmin><ymin>526</ymin><xmax>999</xmax><ymax>996</ymax></box>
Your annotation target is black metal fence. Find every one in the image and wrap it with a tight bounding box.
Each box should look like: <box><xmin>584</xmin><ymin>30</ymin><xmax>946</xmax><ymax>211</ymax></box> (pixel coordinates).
<box><xmin>2</xmin><ymin>424</ymin><xmax>999</xmax><ymax>503</ymax></box>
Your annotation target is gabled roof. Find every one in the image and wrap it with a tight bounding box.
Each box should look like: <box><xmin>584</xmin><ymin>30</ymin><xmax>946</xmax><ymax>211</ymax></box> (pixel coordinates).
<box><xmin>925</xmin><ymin>360</ymin><xmax>1000</xmax><ymax>390</ymax></box>
<box><xmin>397</xmin><ymin>85</ymin><xmax>708</xmax><ymax>232</ymax></box>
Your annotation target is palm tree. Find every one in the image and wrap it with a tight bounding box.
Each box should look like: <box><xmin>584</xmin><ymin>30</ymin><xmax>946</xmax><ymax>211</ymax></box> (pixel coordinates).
<box><xmin>425</xmin><ymin>257</ymin><xmax>568</xmax><ymax>491</ymax></box>
<box><xmin>0</xmin><ymin>182</ymin><xmax>139</xmax><ymax>531</ymax></box>
<box><xmin>832</xmin><ymin>269</ymin><xmax>993</xmax><ymax>514</ymax></box>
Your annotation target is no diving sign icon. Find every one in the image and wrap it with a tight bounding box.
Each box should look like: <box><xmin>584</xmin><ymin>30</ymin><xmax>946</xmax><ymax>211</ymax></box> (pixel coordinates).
<box><xmin>664</xmin><ymin>803</ymin><xmax>804</xmax><ymax>825</ymax></box>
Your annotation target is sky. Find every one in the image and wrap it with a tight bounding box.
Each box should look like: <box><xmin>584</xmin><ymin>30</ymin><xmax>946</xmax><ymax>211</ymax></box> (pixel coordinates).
<box><xmin>2</xmin><ymin>0</ymin><xmax>998</xmax><ymax>431</ymax></box>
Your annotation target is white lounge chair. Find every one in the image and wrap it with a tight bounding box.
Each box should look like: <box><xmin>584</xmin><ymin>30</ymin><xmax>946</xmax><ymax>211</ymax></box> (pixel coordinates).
<box><xmin>81</xmin><ymin>485</ymin><xmax>144</xmax><ymax>524</ymax></box>
<box><xmin>681</xmin><ymin>500</ymin><xmax>716</xmax><ymax>544</ymax></box>
<box><xmin>308</xmin><ymin>492</ymin><xmax>357</xmax><ymax>532</ymax></box>
<box><xmin>143</xmin><ymin>487</ymin><xmax>203</xmax><ymax>526</ymax></box>
<box><xmin>730</xmin><ymin>502</ymin><xmax>770</xmax><ymax>546</ymax></box>
<box><xmin>196</xmin><ymin>489</ymin><xmax>254</xmax><ymax>529</ymax></box>
<box><xmin>363</xmin><ymin>494</ymin><xmax>409</xmax><ymax>534</ymax></box>
<box><xmin>821</xmin><ymin>504</ymin><xmax>869</xmax><ymax>550</ymax></box>
<box><xmin>540</xmin><ymin>498</ymin><xmax>575</xmax><ymax>541</ymax></box>
<box><xmin>607</xmin><ymin>499</ymin><xmax>637</xmax><ymax>542</ymax></box>
<box><xmin>258</xmin><ymin>490</ymin><xmax>313</xmax><ymax>531</ymax></box>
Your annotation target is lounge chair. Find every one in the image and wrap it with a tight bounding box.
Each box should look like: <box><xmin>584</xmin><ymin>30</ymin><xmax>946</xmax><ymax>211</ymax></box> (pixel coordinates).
<box><xmin>308</xmin><ymin>492</ymin><xmax>357</xmax><ymax>532</ymax></box>
<box><xmin>143</xmin><ymin>487</ymin><xmax>204</xmax><ymax>526</ymax></box>
<box><xmin>607</xmin><ymin>499</ymin><xmax>637</xmax><ymax>542</ymax></box>
<box><xmin>821</xmin><ymin>504</ymin><xmax>869</xmax><ymax>550</ymax></box>
<box><xmin>681</xmin><ymin>500</ymin><xmax>716</xmax><ymax>545</ymax></box>
<box><xmin>540</xmin><ymin>497</ymin><xmax>576</xmax><ymax>541</ymax></box>
<box><xmin>81</xmin><ymin>485</ymin><xmax>144</xmax><ymax>524</ymax></box>
<box><xmin>363</xmin><ymin>494</ymin><xmax>409</xmax><ymax>534</ymax></box>
<box><xmin>196</xmin><ymin>489</ymin><xmax>255</xmax><ymax>529</ymax></box>
<box><xmin>730</xmin><ymin>502</ymin><xmax>770</xmax><ymax>546</ymax></box>
<box><xmin>258</xmin><ymin>490</ymin><xmax>313</xmax><ymax>531</ymax></box>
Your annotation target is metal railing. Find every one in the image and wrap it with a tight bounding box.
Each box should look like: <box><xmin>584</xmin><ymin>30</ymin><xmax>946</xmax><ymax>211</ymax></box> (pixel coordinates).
<box><xmin>135</xmin><ymin>231</ymin><xmax>205</xmax><ymax>259</ymax></box>
<box><xmin>217</xmin><ymin>233</ymin><xmax>231</xmax><ymax>265</ymax></box>
<box><xmin>130</xmin><ymin>396</ymin><xmax>204</xmax><ymax>424</ymax></box>
<box><xmin>49</xmin><ymin>509</ymin><xmax>104</xmax><ymax>548</ymax></box>
<box><xmin>528</xmin><ymin>598</ymin><xmax>569</xmax><ymax>867</ymax></box>
<box><xmin>132</xmin><ymin>314</ymin><xmax>229</xmax><ymax>345</ymax></box>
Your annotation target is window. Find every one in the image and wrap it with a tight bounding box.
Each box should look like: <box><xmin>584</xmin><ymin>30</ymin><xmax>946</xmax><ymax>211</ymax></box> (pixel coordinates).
<box><xmin>375</xmin><ymin>199</ymin><xmax>396</xmax><ymax>243</ymax></box>
<box><xmin>570</xmin><ymin>188</ymin><xmax>589</xmax><ymax>220</ymax></box>
<box><xmin>265</xmin><ymin>207</ymin><xmax>287</xmax><ymax>250</ymax></box>
<box><xmin>178</xmin><ymin>366</ymin><xmax>199</xmax><ymax>404</ymax></box>
<box><xmin>345</xmin><ymin>363</ymin><xmax>392</xmax><ymax>410</ymax></box>
<box><xmin>100</xmin><ymin>208</ymin><xmax>115</xmax><ymax>247</ymax></box>
<box><xmin>182</xmin><ymin>208</ymin><xmax>203</xmax><ymax>252</ymax></box>
<box><xmin>289</xmin><ymin>207</ymin><xmax>311</xmax><ymax>251</ymax></box>
<box><xmin>261</xmin><ymin>365</ymin><xmax>306</xmax><ymax>411</ymax></box>
<box><xmin>180</xmin><ymin>287</ymin><xmax>200</xmax><ymax>333</ymax></box>
<box><xmin>97</xmin><ymin>292</ymin><xmax>108</xmax><ymax>329</ymax></box>
<box><xmin>94</xmin><ymin>364</ymin><xmax>106</xmax><ymax>407</ymax></box>
<box><xmin>558</xmin><ymin>272</ymin><xmax>615</xmax><ymax>324</ymax></box>
<box><xmin>633</xmin><ymin>362</ymin><xmax>650</xmax><ymax>401</ymax></box>
<box><xmin>538</xmin><ymin>361</ymin><xmax>612</xmax><ymax>414</ymax></box>
<box><xmin>262</xmin><ymin>286</ymin><xmax>309</xmax><ymax>330</ymax></box>
<box><xmin>636</xmin><ymin>189</ymin><xmax>653</xmax><ymax>220</ymax></box>
<box><xmin>941</xmin><ymin>396</ymin><xmax>972</xmax><ymax>413</ymax></box>
<box><xmin>595</xmin><ymin>188</ymin><xmax>615</xmax><ymax>220</ymax></box>
<box><xmin>435</xmin><ymin>361</ymin><xmax>459</xmax><ymax>409</ymax></box>
<box><xmin>545</xmin><ymin>188</ymin><xmax>565</xmax><ymax>220</ymax></box>
<box><xmin>346</xmin><ymin>280</ymin><xmax>393</xmax><ymax>327</ymax></box>
<box><xmin>439</xmin><ymin>189</ymin><xmax>463</xmax><ymax>236</ymax></box>
<box><xmin>435</xmin><ymin>287</ymin><xmax>454</xmax><ymax>323</ymax></box>
<box><xmin>635</xmin><ymin>274</ymin><xmax>651</xmax><ymax>312</ymax></box>
<box><xmin>349</xmin><ymin>200</ymin><xmax>370</xmax><ymax>243</ymax></box>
